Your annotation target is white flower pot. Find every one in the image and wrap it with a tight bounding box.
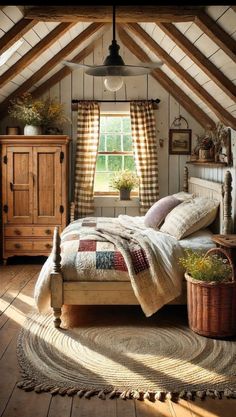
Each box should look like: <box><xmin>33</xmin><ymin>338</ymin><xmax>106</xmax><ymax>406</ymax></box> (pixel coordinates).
<box><xmin>24</xmin><ymin>125</ymin><xmax>42</xmax><ymax>135</ymax></box>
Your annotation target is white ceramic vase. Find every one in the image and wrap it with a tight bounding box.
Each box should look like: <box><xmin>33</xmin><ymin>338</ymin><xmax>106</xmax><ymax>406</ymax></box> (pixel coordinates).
<box><xmin>24</xmin><ymin>125</ymin><xmax>42</xmax><ymax>135</ymax></box>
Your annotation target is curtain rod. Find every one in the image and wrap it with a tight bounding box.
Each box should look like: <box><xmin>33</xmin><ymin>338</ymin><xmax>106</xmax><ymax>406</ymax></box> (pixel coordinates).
<box><xmin>72</xmin><ymin>99</ymin><xmax>160</xmax><ymax>104</ymax></box>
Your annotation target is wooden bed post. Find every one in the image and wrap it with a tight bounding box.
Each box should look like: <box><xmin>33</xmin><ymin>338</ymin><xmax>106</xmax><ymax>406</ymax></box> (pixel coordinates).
<box><xmin>70</xmin><ymin>201</ymin><xmax>75</xmax><ymax>222</ymax></box>
<box><xmin>50</xmin><ymin>227</ymin><xmax>63</xmax><ymax>328</ymax></box>
<box><xmin>223</xmin><ymin>170</ymin><xmax>233</xmax><ymax>234</ymax></box>
<box><xmin>183</xmin><ymin>166</ymin><xmax>189</xmax><ymax>192</ymax></box>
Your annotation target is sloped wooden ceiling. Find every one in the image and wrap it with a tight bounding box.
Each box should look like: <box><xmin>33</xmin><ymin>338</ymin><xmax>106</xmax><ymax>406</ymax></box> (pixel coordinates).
<box><xmin>0</xmin><ymin>5</ymin><xmax>235</xmax><ymax>129</ymax></box>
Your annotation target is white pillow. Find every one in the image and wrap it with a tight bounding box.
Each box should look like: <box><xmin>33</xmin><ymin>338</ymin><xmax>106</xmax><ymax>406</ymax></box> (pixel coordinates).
<box><xmin>160</xmin><ymin>197</ymin><xmax>219</xmax><ymax>240</ymax></box>
<box><xmin>172</xmin><ymin>191</ymin><xmax>194</xmax><ymax>201</ymax></box>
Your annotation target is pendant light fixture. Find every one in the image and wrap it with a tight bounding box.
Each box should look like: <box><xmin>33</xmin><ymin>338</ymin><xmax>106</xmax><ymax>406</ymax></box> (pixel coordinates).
<box><xmin>63</xmin><ymin>6</ymin><xmax>163</xmax><ymax>92</ymax></box>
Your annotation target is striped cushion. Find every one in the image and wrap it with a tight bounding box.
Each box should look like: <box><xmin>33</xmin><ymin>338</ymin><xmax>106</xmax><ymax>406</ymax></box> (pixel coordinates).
<box><xmin>160</xmin><ymin>197</ymin><xmax>219</xmax><ymax>240</ymax></box>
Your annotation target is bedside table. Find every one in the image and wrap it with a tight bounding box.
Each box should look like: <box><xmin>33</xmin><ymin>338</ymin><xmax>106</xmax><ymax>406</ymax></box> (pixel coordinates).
<box><xmin>212</xmin><ymin>235</ymin><xmax>236</xmax><ymax>265</ymax></box>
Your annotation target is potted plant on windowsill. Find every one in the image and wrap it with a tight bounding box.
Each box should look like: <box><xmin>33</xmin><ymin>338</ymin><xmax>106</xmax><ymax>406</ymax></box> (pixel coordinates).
<box><xmin>179</xmin><ymin>248</ymin><xmax>236</xmax><ymax>338</ymax></box>
<box><xmin>110</xmin><ymin>170</ymin><xmax>139</xmax><ymax>200</ymax></box>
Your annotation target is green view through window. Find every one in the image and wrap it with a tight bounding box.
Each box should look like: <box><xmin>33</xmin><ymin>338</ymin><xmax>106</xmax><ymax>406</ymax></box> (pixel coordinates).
<box><xmin>94</xmin><ymin>115</ymin><xmax>136</xmax><ymax>193</ymax></box>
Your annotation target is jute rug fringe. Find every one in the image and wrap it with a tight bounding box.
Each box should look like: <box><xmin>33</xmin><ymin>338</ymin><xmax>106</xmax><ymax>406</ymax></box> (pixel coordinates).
<box><xmin>16</xmin><ymin>378</ymin><xmax>236</xmax><ymax>401</ymax></box>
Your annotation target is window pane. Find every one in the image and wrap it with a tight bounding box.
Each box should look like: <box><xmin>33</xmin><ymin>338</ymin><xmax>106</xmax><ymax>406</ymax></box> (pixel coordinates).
<box><xmin>96</xmin><ymin>155</ymin><xmax>106</xmax><ymax>171</ymax></box>
<box><xmin>94</xmin><ymin>172</ymin><xmax>110</xmax><ymax>192</ymax></box>
<box><xmin>123</xmin><ymin>135</ymin><xmax>132</xmax><ymax>151</ymax></box>
<box><xmin>106</xmin><ymin>117</ymin><xmax>121</xmax><ymax>132</ymax></box>
<box><xmin>108</xmin><ymin>155</ymin><xmax>122</xmax><ymax>171</ymax></box>
<box><xmin>124</xmin><ymin>155</ymin><xmax>135</xmax><ymax>171</ymax></box>
<box><xmin>107</xmin><ymin>134</ymin><xmax>121</xmax><ymax>151</ymax></box>
<box><xmin>100</xmin><ymin>117</ymin><xmax>106</xmax><ymax>133</ymax></box>
<box><xmin>123</xmin><ymin>117</ymin><xmax>131</xmax><ymax>132</ymax></box>
<box><xmin>98</xmin><ymin>134</ymin><xmax>106</xmax><ymax>151</ymax></box>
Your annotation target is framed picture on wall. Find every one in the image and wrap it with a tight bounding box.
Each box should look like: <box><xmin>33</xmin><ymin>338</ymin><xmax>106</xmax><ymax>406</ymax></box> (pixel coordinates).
<box><xmin>169</xmin><ymin>129</ymin><xmax>192</xmax><ymax>155</ymax></box>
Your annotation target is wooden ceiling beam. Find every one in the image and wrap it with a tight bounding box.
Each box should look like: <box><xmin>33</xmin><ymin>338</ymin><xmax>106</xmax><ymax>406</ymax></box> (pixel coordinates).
<box><xmin>125</xmin><ymin>23</ymin><xmax>236</xmax><ymax>129</ymax></box>
<box><xmin>195</xmin><ymin>12</ymin><xmax>236</xmax><ymax>63</ymax></box>
<box><xmin>24</xmin><ymin>5</ymin><xmax>202</xmax><ymax>22</ymax></box>
<box><xmin>0</xmin><ymin>23</ymin><xmax>104</xmax><ymax>118</ymax></box>
<box><xmin>32</xmin><ymin>38</ymin><xmax>104</xmax><ymax>98</ymax></box>
<box><xmin>157</xmin><ymin>22</ymin><xmax>236</xmax><ymax>102</ymax></box>
<box><xmin>0</xmin><ymin>22</ymin><xmax>76</xmax><ymax>89</ymax></box>
<box><xmin>231</xmin><ymin>6</ymin><xmax>236</xmax><ymax>13</ymax></box>
<box><xmin>0</xmin><ymin>18</ymin><xmax>36</xmax><ymax>55</ymax></box>
<box><xmin>118</xmin><ymin>26</ymin><xmax>215</xmax><ymax>130</ymax></box>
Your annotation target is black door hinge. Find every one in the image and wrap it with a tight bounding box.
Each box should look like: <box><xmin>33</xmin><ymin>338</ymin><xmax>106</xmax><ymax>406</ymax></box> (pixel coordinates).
<box><xmin>3</xmin><ymin>155</ymin><xmax>7</xmax><ymax>164</ymax></box>
<box><xmin>3</xmin><ymin>204</ymin><xmax>8</xmax><ymax>213</ymax></box>
<box><xmin>59</xmin><ymin>205</ymin><xmax>64</xmax><ymax>213</ymax></box>
<box><xmin>60</xmin><ymin>152</ymin><xmax>64</xmax><ymax>163</ymax></box>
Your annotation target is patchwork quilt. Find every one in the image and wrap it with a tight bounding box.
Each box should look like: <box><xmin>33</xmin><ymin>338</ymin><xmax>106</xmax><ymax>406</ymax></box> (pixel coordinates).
<box><xmin>60</xmin><ymin>217</ymin><xmax>149</xmax><ymax>282</ymax></box>
<box><xmin>35</xmin><ymin>215</ymin><xmax>184</xmax><ymax>317</ymax></box>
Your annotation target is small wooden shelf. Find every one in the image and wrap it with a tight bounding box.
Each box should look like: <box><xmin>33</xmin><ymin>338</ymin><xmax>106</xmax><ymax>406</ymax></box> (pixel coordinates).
<box><xmin>186</xmin><ymin>161</ymin><xmax>227</xmax><ymax>168</ymax></box>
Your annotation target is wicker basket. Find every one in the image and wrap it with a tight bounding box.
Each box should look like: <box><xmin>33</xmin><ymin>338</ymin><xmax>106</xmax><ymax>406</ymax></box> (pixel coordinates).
<box><xmin>185</xmin><ymin>247</ymin><xmax>236</xmax><ymax>338</ymax></box>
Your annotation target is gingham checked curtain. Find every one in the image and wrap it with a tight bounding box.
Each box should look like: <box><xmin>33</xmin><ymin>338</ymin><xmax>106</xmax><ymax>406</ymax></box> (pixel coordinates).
<box><xmin>74</xmin><ymin>102</ymin><xmax>100</xmax><ymax>218</ymax></box>
<box><xmin>130</xmin><ymin>101</ymin><xmax>159</xmax><ymax>214</ymax></box>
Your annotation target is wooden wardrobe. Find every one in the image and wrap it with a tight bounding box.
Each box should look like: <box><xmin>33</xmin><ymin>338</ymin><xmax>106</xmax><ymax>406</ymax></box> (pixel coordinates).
<box><xmin>0</xmin><ymin>135</ymin><xmax>70</xmax><ymax>263</ymax></box>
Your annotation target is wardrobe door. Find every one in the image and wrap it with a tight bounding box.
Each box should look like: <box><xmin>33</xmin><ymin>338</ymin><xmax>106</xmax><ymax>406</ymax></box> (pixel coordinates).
<box><xmin>6</xmin><ymin>146</ymin><xmax>33</xmax><ymax>224</ymax></box>
<box><xmin>33</xmin><ymin>146</ymin><xmax>62</xmax><ymax>225</ymax></box>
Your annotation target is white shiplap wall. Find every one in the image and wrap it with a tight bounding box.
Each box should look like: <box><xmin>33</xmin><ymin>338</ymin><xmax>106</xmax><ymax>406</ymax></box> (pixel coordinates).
<box><xmin>0</xmin><ymin>6</ymin><xmax>235</xmax><ymax>224</ymax></box>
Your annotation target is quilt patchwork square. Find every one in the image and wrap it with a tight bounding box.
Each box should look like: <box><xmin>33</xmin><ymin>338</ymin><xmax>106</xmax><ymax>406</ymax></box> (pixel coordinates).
<box><xmin>114</xmin><ymin>251</ymin><xmax>128</xmax><ymax>272</ymax></box>
<box><xmin>96</xmin><ymin>251</ymin><xmax>114</xmax><ymax>269</ymax></box>
<box><xmin>79</xmin><ymin>240</ymin><xmax>96</xmax><ymax>252</ymax></box>
<box><xmin>131</xmin><ymin>249</ymin><xmax>149</xmax><ymax>274</ymax></box>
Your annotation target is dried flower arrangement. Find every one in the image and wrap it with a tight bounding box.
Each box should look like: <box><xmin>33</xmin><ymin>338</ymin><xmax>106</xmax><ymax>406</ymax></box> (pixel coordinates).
<box><xmin>8</xmin><ymin>93</ymin><xmax>70</xmax><ymax>133</ymax></box>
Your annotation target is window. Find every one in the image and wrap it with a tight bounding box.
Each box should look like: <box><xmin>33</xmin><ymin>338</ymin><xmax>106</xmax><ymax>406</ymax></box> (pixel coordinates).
<box><xmin>94</xmin><ymin>115</ymin><xmax>137</xmax><ymax>194</ymax></box>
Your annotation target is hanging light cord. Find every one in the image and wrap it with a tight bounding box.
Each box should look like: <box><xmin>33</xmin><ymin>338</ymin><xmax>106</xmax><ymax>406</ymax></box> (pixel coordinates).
<box><xmin>112</xmin><ymin>5</ymin><xmax>116</xmax><ymax>42</ymax></box>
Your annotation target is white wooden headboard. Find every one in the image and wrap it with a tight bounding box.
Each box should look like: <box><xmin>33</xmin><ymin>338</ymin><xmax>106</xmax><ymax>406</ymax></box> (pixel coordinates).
<box><xmin>183</xmin><ymin>167</ymin><xmax>233</xmax><ymax>234</ymax></box>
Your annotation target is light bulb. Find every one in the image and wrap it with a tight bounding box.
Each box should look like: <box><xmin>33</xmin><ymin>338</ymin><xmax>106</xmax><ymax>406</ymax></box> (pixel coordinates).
<box><xmin>104</xmin><ymin>76</ymin><xmax>123</xmax><ymax>92</ymax></box>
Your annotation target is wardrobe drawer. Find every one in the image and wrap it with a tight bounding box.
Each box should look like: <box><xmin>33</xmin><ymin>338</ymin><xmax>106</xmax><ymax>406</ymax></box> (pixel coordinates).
<box><xmin>33</xmin><ymin>226</ymin><xmax>56</xmax><ymax>237</ymax></box>
<box><xmin>5</xmin><ymin>240</ymin><xmax>33</xmax><ymax>251</ymax></box>
<box><xmin>4</xmin><ymin>226</ymin><xmax>33</xmax><ymax>237</ymax></box>
<box><xmin>33</xmin><ymin>240</ymin><xmax>53</xmax><ymax>251</ymax></box>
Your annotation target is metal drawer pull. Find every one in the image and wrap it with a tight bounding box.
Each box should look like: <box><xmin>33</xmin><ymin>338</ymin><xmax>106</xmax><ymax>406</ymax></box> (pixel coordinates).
<box><xmin>15</xmin><ymin>243</ymin><xmax>21</xmax><ymax>249</ymax></box>
<box><xmin>46</xmin><ymin>244</ymin><xmax>52</xmax><ymax>249</ymax></box>
<box><xmin>45</xmin><ymin>229</ymin><xmax>52</xmax><ymax>235</ymax></box>
<box><xmin>14</xmin><ymin>229</ymin><xmax>21</xmax><ymax>235</ymax></box>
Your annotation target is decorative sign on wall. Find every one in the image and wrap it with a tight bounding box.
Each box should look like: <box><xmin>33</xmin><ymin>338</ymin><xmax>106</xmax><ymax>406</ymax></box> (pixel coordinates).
<box><xmin>169</xmin><ymin>116</ymin><xmax>192</xmax><ymax>155</ymax></box>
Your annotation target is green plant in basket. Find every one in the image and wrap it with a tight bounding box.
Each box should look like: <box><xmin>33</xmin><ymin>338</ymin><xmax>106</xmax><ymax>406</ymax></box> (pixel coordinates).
<box><xmin>179</xmin><ymin>249</ymin><xmax>232</xmax><ymax>282</ymax></box>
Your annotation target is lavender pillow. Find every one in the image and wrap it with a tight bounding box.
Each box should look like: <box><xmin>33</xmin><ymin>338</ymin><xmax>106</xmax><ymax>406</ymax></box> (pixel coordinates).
<box><xmin>144</xmin><ymin>196</ymin><xmax>181</xmax><ymax>229</ymax></box>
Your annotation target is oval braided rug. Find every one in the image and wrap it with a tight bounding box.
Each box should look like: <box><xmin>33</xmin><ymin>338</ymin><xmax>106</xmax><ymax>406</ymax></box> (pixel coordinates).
<box><xmin>17</xmin><ymin>312</ymin><xmax>236</xmax><ymax>400</ymax></box>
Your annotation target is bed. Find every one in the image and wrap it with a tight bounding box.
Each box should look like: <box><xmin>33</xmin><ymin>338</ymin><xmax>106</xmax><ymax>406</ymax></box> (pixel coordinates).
<box><xmin>36</xmin><ymin>167</ymin><xmax>233</xmax><ymax>327</ymax></box>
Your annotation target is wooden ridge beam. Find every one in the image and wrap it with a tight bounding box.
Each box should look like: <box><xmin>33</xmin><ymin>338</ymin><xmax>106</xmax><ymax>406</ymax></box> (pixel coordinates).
<box><xmin>0</xmin><ymin>23</ymin><xmax>104</xmax><ymax>118</ymax></box>
<box><xmin>32</xmin><ymin>37</ymin><xmax>104</xmax><ymax>98</ymax></box>
<box><xmin>118</xmin><ymin>26</ymin><xmax>215</xmax><ymax>129</ymax></box>
<box><xmin>24</xmin><ymin>5</ymin><xmax>203</xmax><ymax>22</ymax></box>
<box><xmin>0</xmin><ymin>22</ymin><xmax>76</xmax><ymax>89</ymax></box>
<box><xmin>126</xmin><ymin>23</ymin><xmax>236</xmax><ymax>129</ymax></box>
<box><xmin>195</xmin><ymin>12</ymin><xmax>236</xmax><ymax>63</ymax></box>
<box><xmin>0</xmin><ymin>18</ymin><xmax>36</xmax><ymax>55</ymax></box>
<box><xmin>157</xmin><ymin>22</ymin><xmax>236</xmax><ymax>102</ymax></box>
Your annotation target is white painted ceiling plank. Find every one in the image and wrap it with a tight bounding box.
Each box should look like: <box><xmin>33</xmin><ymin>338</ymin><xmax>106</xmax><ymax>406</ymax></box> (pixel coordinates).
<box><xmin>33</xmin><ymin>21</ymin><xmax>51</xmax><ymax>38</ymax></box>
<box><xmin>174</xmin><ymin>21</ymin><xmax>193</xmax><ymax>34</ymax></box>
<box><xmin>194</xmin><ymin>34</ymin><xmax>220</xmax><ymax>57</ymax></box>
<box><xmin>1</xmin><ymin>5</ymin><xmax>23</xmax><ymax>22</ymax></box>
<box><xmin>0</xmin><ymin>10</ymin><xmax>14</xmax><ymax>32</ymax></box>
<box><xmin>23</xmin><ymin>29</ymin><xmax>41</xmax><ymax>47</ymax></box>
<box><xmin>216</xmin><ymin>8</ymin><xmax>236</xmax><ymax>35</ymax></box>
<box><xmin>208</xmin><ymin>49</ymin><xmax>234</xmax><ymax>68</ymax></box>
<box><xmin>169</xmin><ymin>45</ymin><xmax>186</xmax><ymax>62</ymax></box>
<box><xmin>183</xmin><ymin>23</ymin><xmax>203</xmax><ymax>43</ymax></box>
<box><xmin>178</xmin><ymin>55</ymin><xmax>195</xmax><ymax>70</ymax></box>
<box><xmin>205</xmin><ymin>5</ymin><xmax>230</xmax><ymax>20</ymax></box>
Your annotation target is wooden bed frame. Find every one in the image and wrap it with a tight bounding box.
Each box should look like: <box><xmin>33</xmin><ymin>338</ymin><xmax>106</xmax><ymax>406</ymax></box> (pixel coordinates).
<box><xmin>50</xmin><ymin>167</ymin><xmax>233</xmax><ymax>327</ymax></box>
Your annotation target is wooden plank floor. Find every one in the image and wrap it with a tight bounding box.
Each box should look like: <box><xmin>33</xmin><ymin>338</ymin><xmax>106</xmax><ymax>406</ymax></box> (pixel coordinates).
<box><xmin>0</xmin><ymin>262</ymin><xmax>236</xmax><ymax>417</ymax></box>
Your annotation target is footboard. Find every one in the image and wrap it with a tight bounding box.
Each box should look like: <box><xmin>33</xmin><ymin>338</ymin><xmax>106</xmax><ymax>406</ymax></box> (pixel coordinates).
<box><xmin>50</xmin><ymin>226</ymin><xmax>63</xmax><ymax>328</ymax></box>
